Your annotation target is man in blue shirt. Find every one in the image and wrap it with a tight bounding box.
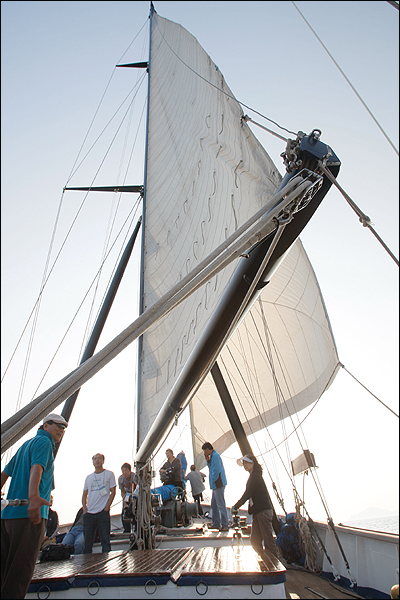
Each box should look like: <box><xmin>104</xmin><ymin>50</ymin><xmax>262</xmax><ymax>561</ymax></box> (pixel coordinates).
<box><xmin>1</xmin><ymin>413</ymin><xmax>68</xmax><ymax>599</ymax></box>
<box><xmin>202</xmin><ymin>442</ymin><xmax>229</xmax><ymax>531</ymax></box>
<box><xmin>176</xmin><ymin>451</ymin><xmax>187</xmax><ymax>480</ymax></box>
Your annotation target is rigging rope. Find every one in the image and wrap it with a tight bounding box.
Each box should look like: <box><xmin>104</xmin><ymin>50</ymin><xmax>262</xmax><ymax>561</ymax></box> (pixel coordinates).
<box><xmin>4</xmin><ymin>23</ymin><xmax>148</xmax><ymax>392</ymax></box>
<box><xmin>243</xmin><ymin>116</ymin><xmax>288</xmax><ymax>142</ymax></box>
<box><xmin>66</xmin><ymin>73</ymin><xmax>147</xmax><ymax>185</ymax></box>
<box><xmin>298</xmin><ymin>515</ymin><xmax>318</xmax><ymax>572</ymax></box>
<box><xmin>79</xmin><ymin>98</ymin><xmax>148</xmax><ymax>361</ymax></box>
<box><xmin>340</xmin><ymin>363</ymin><xmax>399</xmax><ymax>418</ymax></box>
<box><xmin>29</xmin><ymin>204</ymin><xmax>141</xmax><ymax>401</ymax></box>
<box><xmin>293</xmin><ymin>493</ymin><xmax>341</xmax><ymax>581</ymax></box>
<box><xmin>2</xmin><ymin>190</ymin><xmax>66</xmax><ymax>467</ymax></box>
<box><xmin>221</xmin><ymin>330</ymin><xmax>358</xmax><ymax>585</ymax></box>
<box><xmin>154</xmin><ymin>19</ymin><xmax>297</xmax><ymax>137</ymax></box>
<box><xmin>219</xmin><ymin>306</ymin><xmax>361</xmax><ymax>583</ymax></box>
<box><xmin>220</xmin><ymin>342</ymin><xmax>303</xmax><ymax>514</ymax></box>
<box><xmin>64</xmin><ymin>17</ymin><xmax>149</xmax><ymax>187</ymax></box>
<box><xmin>255</xmin><ymin>305</ymin><xmax>342</xmax><ymax>528</ymax></box>
<box><xmin>291</xmin><ymin>1</ymin><xmax>399</xmax><ymax>157</ymax></box>
<box><xmin>256</xmin><ymin>304</ymin><xmax>315</xmax><ymax>463</ymax></box>
<box><xmin>0</xmin><ymin>190</ymin><xmax>65</xmax><ymax>386</ymax></box>
<box><xmin>260</xmin><ymin>314</ymin><xmax>295</xmax><ymax>487</ymax></box>
<box><xmin>317</xmin><ymin>162</ymin><xmax>399</xmax><ymax>267</ymax></box>
<box><xmin>219</xmin><ymin>300</ymin><xmax>341</xmax><ymax>519</ymax></box>
<box><xmin>219</xmin><ymin>351</ymin><xmax>286</xmax><ymax>492</ymax></box>
<box><xmin>1</xmin><ymin>77</ymin><xmax>147</xmax><ymax>389</ymax></box>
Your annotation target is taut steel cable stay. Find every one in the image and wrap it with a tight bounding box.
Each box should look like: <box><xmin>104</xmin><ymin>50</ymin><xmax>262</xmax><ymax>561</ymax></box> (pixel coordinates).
<box><xmin>65</xmin><ymin>17</ymin><xmax>149</xmax><ymax>187</ymax></box>
<box><xmin>292</xmin><ymin>1</ymin><xmax>399</xmax><ymax>157</ymax></box>
<box><xmin>340</xmin><ymin>363</ymin><xmax>399</xmax><ymax>418</ymax></box>
<box><xmin>79</xmin><ymin>97</ymin><xmax>148</xmax><ymax>360</ymax></box>
<box><xmin>154</xmin><ymin>20</ymin><xmax>297</xmax><ymax>138</ymax></box>
<box><xmin>318</xmin><ymin>162</ymin><xmax>399</xmax><ymax>267</ymax></box>
<box><xmin>29</xmin><ymin>203</ymin><xmax>141</xmax><ymax>402</ymax></box>
<box><xmin>1</xmin><ymin>78</ymin><xmax>147</xmax><ymax>386</ymax></box>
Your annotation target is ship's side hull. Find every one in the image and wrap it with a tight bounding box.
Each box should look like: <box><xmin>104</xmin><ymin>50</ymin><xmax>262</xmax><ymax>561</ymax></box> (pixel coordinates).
<box><xmin>312</xmin><ymin>520</ymin><xmax>399</xmax><ymax>600</ymax></box>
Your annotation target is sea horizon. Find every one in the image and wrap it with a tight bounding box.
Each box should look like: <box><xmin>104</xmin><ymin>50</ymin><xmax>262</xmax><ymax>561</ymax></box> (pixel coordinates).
<box><xmin>341</xmin><ymin>514</ymin><xmax>399</xmax><ymax>534</ymax></box>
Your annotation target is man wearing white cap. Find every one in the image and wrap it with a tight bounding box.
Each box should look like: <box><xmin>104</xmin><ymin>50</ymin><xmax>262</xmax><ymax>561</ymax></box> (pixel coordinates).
<box><xmin>232</xmin><ymin>453</ymin><xmax>280</xmax><ymax>562</ymax></box>
<box><xmin>1</xmin><ymin>413</ymin><xmax>68</xmax><ymax>599</ymax></box>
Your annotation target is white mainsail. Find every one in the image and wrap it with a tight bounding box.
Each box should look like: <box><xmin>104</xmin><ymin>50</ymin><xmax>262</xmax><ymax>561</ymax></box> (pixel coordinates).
<box><xmin>139</xmin><ymin>13</ymin><xmax>339</xmax><ymax>463</ymax></box>
<box><xmin>139</xmin><ymin>13</ymin><xmax>282</xmax><ymax>448</ymax></box>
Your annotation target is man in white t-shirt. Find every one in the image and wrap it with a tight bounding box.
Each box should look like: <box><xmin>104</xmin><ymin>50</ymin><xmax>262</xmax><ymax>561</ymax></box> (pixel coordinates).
<box><xmin>82</xmin><ymin>453</ymin><xmax>116</xmax><ymax>553</ymax></box>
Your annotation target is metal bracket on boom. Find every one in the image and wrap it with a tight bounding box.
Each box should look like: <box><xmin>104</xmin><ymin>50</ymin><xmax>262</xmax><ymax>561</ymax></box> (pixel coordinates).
<box><xmin>277</xmin><ymin>168</ymin><xmax>323</xmax><ymax>224</ymax></box>
<box><xmin>281</xmin><ymin>129</ymin><xmax>340</xmax><ymax>175</ymax></box>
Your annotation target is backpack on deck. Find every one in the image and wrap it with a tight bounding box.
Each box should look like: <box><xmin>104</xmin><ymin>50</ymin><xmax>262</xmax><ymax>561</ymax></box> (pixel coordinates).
<box><xmin>39</xmin><ymin>543</ymin><xmax>75</xmax><ymax>562</ymax></box>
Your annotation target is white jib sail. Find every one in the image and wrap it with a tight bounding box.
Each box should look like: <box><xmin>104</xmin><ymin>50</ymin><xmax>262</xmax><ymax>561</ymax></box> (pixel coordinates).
<box><xmin>190</xmin><ymin>238</ymin><xmax>340</xmax><ymax>466</ymax></box>
<box><xmin>139</xmin><ymin>13</ymin><xmax>282</xmax><ymax>448</ymax></box>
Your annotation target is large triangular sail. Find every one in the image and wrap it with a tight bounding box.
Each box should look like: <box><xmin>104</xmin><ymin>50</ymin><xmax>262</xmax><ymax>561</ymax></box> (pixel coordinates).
<box><xmin>136</xmin><ymin>8</ymin><xmax>342</xmax><ymax>469</ymax></box>
<box><xmin>138</xmin><ymin>13</ymin><xmax>282</xmax><ymax>449</ymax></box>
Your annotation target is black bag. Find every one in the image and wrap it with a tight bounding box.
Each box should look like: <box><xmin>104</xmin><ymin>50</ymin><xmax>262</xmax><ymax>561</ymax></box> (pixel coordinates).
<box><xmin>39</xmin><ymin>543</ymin><xmax>74</xmax><ymax>562</ymax></box>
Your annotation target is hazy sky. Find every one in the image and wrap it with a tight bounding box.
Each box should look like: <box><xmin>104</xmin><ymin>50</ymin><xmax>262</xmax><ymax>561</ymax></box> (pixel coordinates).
<box><xmin>1</xmin><ymin>1</ymin><xmax>398</xmax><ymax>526</ymax></box>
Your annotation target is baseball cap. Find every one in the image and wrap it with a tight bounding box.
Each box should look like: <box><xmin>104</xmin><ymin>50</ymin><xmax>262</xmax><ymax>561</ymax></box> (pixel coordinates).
<box><xmin>236</xmin><ymin>455</ymin><xmax>253</xmax><ymax>467</ymax></box>
<box><xmin>43</xmin><ymin>413</ymin><xmax>68</xmax><ymax>428</ymax></box>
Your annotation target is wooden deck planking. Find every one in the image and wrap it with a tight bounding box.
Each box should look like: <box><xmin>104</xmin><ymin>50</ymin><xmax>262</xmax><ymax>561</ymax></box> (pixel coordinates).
<box><xmin>30</xmin><ymin>551</ymin><xmax>126</xmax><ymax>582</ymax></box>
<box><xmin>284</xmin><ymin>567</ymin><xmax>365</xmax><ymax>599</ymax></box>
<box><xmin>179</xmin><ymin>545</ymin><xmax>283</xmax><ymax>576</ymax></box>
<box><xmin>30</xmin><ymin>548</ymin><xmax>192</xmax><ymax>584</ymax></box>
<box><xmin>30</xmin><ymin>546</ymin><xmax>364</xmax><ymax>598</ymax></box>
<box><xmin>30</xmin><ymin>546</ymin><xmax>286</xmax><ymax>591</ymax></box>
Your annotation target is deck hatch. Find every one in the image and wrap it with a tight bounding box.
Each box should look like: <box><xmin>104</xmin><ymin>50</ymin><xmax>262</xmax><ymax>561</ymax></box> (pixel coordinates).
<box><xmin>30</xmin><ymin>551</ymin><xmax>126</xmax><ymax>582</ymax></box>
<box><xmin>29</xmin><ymin>547</ymin><xmax>286</xmax><ymax>592</ymax></box>
<box><xmin>175</xmin><ymin>546</ymin><xmax>286</xmax><ymax>586</ymax></box>
<box><xmin>74</xmin><ymin>547</ymin><xmax>193</xmax><ymax>577</ymax></box>
<box><xmin>29</xmin><ymin>548</ymin><xmax>194</xmax><ymax>592</ymax></box>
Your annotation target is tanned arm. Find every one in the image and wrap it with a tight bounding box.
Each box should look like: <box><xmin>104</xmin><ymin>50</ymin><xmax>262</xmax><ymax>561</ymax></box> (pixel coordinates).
<box><xmin>82</xmin><ymin>489</ymin><xmax>88</xmax><ymax>514</ymax></box>
<box><xmin>28</xmin><ymin>464</ymin><xmax>50</xmax><ymax>524</ymax></box>
<box><xmin>104</xmin><ymin>486</ymin><xmax>116</xmax><ymax>512</ymax></box>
